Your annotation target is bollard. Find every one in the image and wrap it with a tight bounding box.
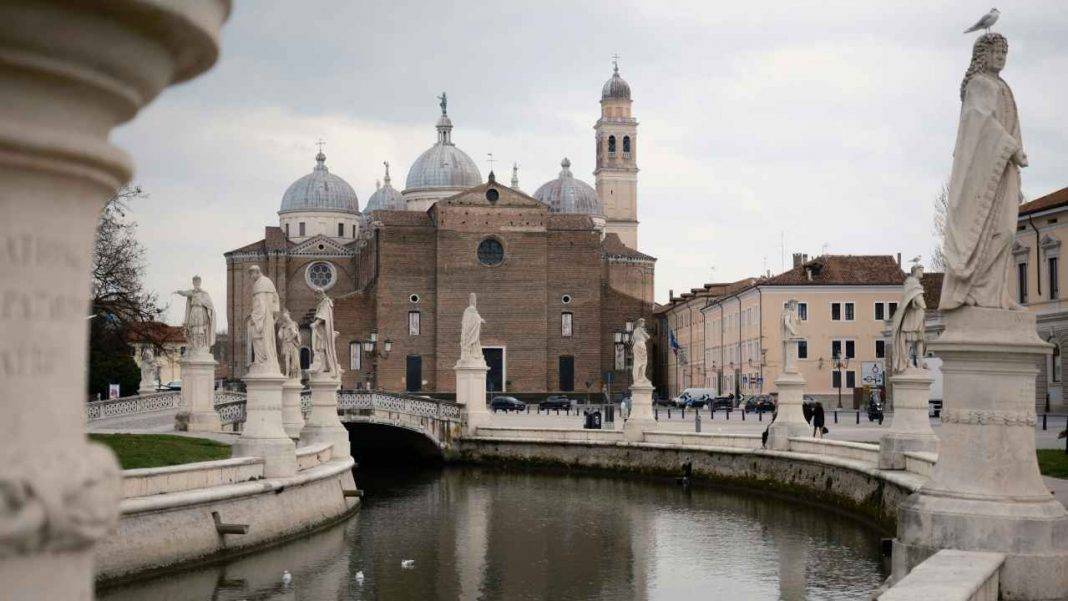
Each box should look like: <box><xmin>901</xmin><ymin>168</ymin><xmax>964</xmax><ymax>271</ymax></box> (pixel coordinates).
<box><xmin>1042</xmin><ymin>413</ymin><xmax>1047</xmax><ymax>431</ymax></box>
<box><xmin>834</xmin><ymin>410</ymin><xmax>838</xmax><ymax>424</ymax></box>
<box><xmin>555</xmin><ymin>408</ymin><xmax>559</xmax><ymax>416</ymax></box>
<box><xmin>682</xmin><ymin>407</ymin><xmax>686</xmax><ymax>420</ymax></box>
<box><xmin>710</xmin><ymin>408</ymin><xmax>714</xmax><ymax>420</ymax></box>
<box><xmin>726</xmin><ymin>408</ymin><xmax>730</xmax><ymax>421</ymax></box>
<box><xmin>526</xmin><ymin>405</ymin><xmax>530</xmax><ymax>414</ymax></box>
<box><xmin>758</xmin><ymin>410</ymin><xmax>763</xmax><ymax>422</ymax></box>
<box><xmin>695</xmin><ymin>410</ymin><xmax>701</xmax><ymax>433</ymax></box>
<box><xmin>741</xmin><ymin>408</ymin><xmax>745</xmax><ymax>421</ymax></box>
<box><xmin>668</xmin><ymin>408</ymin><xmax>672</xmax><ymax>419</ymax></box>
<box><xmin>654</xmin><ymin>406</ymin><xmax>658</xmax><ymax>420</ymax></box>
<box><xmin>856</xmin><ymin>410</ymin><xmax>860</xmax><ymax>424</ymax></box>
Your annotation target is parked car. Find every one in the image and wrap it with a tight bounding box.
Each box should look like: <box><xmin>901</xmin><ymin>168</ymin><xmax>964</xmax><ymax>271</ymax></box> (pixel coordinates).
<box><xmin>539</xmin><ymin>395</ymin><xmax>572</xmax><ymax>410</ymax></box>
<box><xmin>710</xmin><ymin>396</ymin><xmax>735</xmax><ymax>411</ymax></box>
<box><xmin>673</xmin><ymin>388</ymin><xmax>718</xmax><ymax>408</ymax></box>
<box><xmin>744</xmin><ymin>395</ymin><xmax>775</xmax><ymax>413</ymax></box>
<box><xmin>490</xmin><ymin>396</ymin><xmax>526</xmax><ymax>412</ymax></box>
<box><xmin>163</xmin><ymin>380</ymin><xmax>181</xmax><ymax>391</ymax></box>
<box><xmin>653</xmin><ymin>396</ymin><xmax>675</xmax><ymax>407</ymax></box>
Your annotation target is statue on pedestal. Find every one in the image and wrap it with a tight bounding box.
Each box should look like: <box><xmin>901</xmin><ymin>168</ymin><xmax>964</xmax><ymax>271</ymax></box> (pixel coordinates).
<box><xmin>459</xmin><ymin>293</ymin><xmax>486</xmax><ymax>366</ymax></box>
<box><xmin>940</xmin><ymin>33</ymin><xmax>1027</xmax><ymax>311</ymax></box>
<box><xmin>892</xmin><ymin>263</ymin><xmax>927</xmax><ymax>372</ymax></box>
<box><xmin>245</xmin><ymin>265</ymin><xmax>281</xmax><ymax>375</ymax></box>
<box><xmin>781</xmin><ymin>299</ymin><xmax>801</xmax><ymax>373</ymax></box>
<box><xmin>174</xmin><ymin>275</ymin><xmax>216</xmax><ymax>355</ymax></box>
<box><xmin>277</xmin><ymin>309</ymin><xmax>301</xmax><ymax>379</ymax></box>
<box><xmin>139</xmin><ymin>347</ymin><xmax>156</xmax><ymax>388</ymax></box>
<box><xmin>631</xmin><ymin>318</ymin><xmax>651</xmax><ymax>386</ymax></box>
<box><xmin>308</xmin><ymin>290</ymin><xmax>340</xmax><ymax>379</ymax></box>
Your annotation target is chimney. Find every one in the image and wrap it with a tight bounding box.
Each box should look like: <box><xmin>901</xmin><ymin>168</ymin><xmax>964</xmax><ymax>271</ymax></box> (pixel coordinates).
<box><xmin>802</xmin><ymin>253</ymin><xmax>809</xmax><ymax>264</ymax></box>
<box><xmin>897</xmin><ymin>252</ymin><xmax>902</xmax><ymax>266</ymax></box>
<box><xmin>792</xmin><ymin>253</ymin><xmax>803</xmax><ymax>268</ymax></box>
<box><xmin>669</xmin><ymin>289</ymin><xmax>674</xmax><ymax>302</ymax></box>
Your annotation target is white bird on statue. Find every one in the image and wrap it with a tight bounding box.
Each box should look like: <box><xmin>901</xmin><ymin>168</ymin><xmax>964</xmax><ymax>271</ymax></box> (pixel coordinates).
<box><xmin>401</xmin><ymin>559</ymin><xmax>415</xmax><ymax>569</ymax></box>
<box><xmin>964</xmin><ymin>8</ymin><xmax>999</xmax><ymax>33</ymax></box>
<box><xmin>282</xmin><ymin>570</ymin><xmax>292</xmax><ymax>586</ymax></box>
<box><xmin>354</xmin><ymin>570</ymin><xmax>365</xmax><ymax>584</ymax></box>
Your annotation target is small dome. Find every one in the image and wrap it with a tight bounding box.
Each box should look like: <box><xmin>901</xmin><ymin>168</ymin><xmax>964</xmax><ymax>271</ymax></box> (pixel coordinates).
<box><xmin>533</xmin><ymin>158</ymin><xmax>603</xmax><ymax>216</ymax></box>
<box><xmin>366</xmin><ymin>162</ymin><xmax>405</xmax><ymax>212</ymax></box>
<box><xmin>279</xmin><ymin>151</ymin><xmax>360</xmax><ymax>214</ymax></box>
<box><xmin>601</xmin><ymin>62</ymin><xmax>631</xmax><ymax>101</ymax></box>
<box><xmin>404</xmin><ymin>94</ymin><xmax>482</xmax><ymax>192</ymax></box>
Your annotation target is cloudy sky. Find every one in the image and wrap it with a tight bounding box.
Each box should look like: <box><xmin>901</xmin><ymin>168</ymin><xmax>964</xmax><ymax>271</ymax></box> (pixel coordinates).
<box><xmin>114</xmin><ymin>1</ymin><xmax>1068</xmax><ymax>328</ymax></box>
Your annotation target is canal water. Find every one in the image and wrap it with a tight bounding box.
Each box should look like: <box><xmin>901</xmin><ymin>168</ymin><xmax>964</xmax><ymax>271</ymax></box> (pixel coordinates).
<box><xmin>99</xmin><ymin>467</ymin><xmax>888</xmax><ymax>600</ymax></box>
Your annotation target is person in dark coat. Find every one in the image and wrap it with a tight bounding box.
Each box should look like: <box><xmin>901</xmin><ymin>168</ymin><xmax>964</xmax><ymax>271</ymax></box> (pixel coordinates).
<box><xmin>812</xmin><ymin>402</ymin><xmax>826</xmax><ymax>438</ymax></box>
<box><xmin>802</xmin><ymin>401</ymin><xmax>813</xmax><ymax>424</ymax></box>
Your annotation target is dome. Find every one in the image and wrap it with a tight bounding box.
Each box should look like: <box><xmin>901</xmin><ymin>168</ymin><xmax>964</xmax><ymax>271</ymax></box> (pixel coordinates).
<box><xmin>365</xmin><ymin>162</ymin><xmax>405</xmax><ymax>212</ymax></box>
<box><xmin>279</xmin><ymin>151</ymin><xmax>360</xmax><ymax>214</ymax></box>
<box><xmin>533</xmin><ymin>158</ymin><xmax>603</xmax><ymax>216</ymax></box>
<box><xmin>404</xmin><ymin>94</ymin><xmax>482</xmax><ymax>192</ymax></box>
<box><xmin>601</xmin><ymin>62</ymin><xmax>631</xmax><ymax>101</ymax></box>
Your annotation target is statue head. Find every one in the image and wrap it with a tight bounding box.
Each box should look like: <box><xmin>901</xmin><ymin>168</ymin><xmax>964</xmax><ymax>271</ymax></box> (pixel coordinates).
<box><xmin>280</xmin><ymin>309</ymin><xmax>291</xmax><ymax>323</ymax></box>
<box><xmin>192</xmin><ymin>275</ymin><xmax>202</xmax><ymax>289</ymax></box>
<box><xmin>961</xmin><ymin>33</ymin><xmax>1008</xmax><ymax>100</ymax></box>
<box><xmin>910</xmin><ymin>263</ymin><xmax>924</xmax><ymax>279</ymax></box>
<box><xmin>247</xmin><ymin>265</ymin><xmax>262</xmax><ymax>280</ymax></box>
<box><xmin>469</xmin><ymin>292</ymin><xmax>477</xmax><ymax>308</ymax></box>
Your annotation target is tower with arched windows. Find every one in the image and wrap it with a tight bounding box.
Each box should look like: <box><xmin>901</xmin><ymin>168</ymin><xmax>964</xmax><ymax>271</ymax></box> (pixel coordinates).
<box><xmin>595</xmin><ymin>60</ymin><xmax>639</xmax><ymax>248</ymax></box>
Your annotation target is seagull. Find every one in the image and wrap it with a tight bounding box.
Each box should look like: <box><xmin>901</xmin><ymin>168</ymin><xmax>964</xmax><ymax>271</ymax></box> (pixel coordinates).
<box><xmin>354</xmin><ymin>570</ymin><xmax>365</xmax><ymax>584</ymax></box>
<box><xmin>401</xmin><ymin>559</ymin><xmax>415</xmax><ymax>569</ymax></box>
<box><xmin>282</xmin><ymin>570</ymin><xmax>292</xmax><ymax>586</ymax></box>
<box><xmin>964</xmin><ymin>8</ymin><xmax>999</xmax><ymax>34</ymax></box>
<box><xmin>910</xmin><ymin>255</ymin><xmax>922</xmax><ymax>265</ymax></box>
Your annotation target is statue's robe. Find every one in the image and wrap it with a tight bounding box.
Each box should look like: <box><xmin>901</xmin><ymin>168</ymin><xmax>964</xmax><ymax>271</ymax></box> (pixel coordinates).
<box><xmin>248</xmin><ymin>275</ymin><xmax>280</xmax><ymax>372</ymax></box>
<box><xmin>182</xmin><ymin>289</ymin><xmax>215</xmax><ymax>350</ymax></box>
<box><xmin>459</xmin><ymin>306</ymin><xmax>485</xmax><ymax>365</ymax></box>
<box><xmin>631</xmin><ymin>327</ymin><xmax>650</xmax><ymax>384</ymax></box>
<box><xmin>940</xmin><ymin>72</ymin><xmax>1023</xmax><ymax>310</ymax></box>
<box><xmin>311</xmin><ymin>296</ymin><xmax>340</xmax><ymax>378</ymax></box>
<box><xmin>277</xmin><ymin>319</ymin><xmax>301</xmax><ymax>378</ymax></box>
<box><xmin>891</xmin><ymin>275</ymin><xmax>926</xmax><ymax>372</ymax></box>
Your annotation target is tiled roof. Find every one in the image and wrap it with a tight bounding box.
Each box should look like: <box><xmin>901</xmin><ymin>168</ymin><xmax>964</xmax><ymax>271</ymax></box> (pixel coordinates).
<box><xmin>547</xmin><ymin>213</ymin><xmax>595</xmax><ymax>230</ymax></box>
<box><xmin>601</xmin><ymin>233</ymin><xmax>655</xmax><ymax>261</ymax></box>
<box><xmin>1019</xmin><ymin>186</ymin><xmax>1068</xmax><ymax>216</ymax></box>
<box><xmin>762</xmin><ymin>255</ymin><xmax>904</xmax><ymax>286</ymax></box>
<box><xmin>226</xmin><ymin>227</ymin><xmax>292</xmax><ymax>255</ymax></box>
<box><xmin>656</xmin><ymin>277</ymin><xmax>756</xmax><ymax>314</ymax></box>
<box><xmin>127</xmin><ymin>321</ymin><xmax>186</xmax><ymax>344</ymax></box>
<box><xmin>921</xmin><ymin>272</ymin><xmax>943</xmax><ymax>308</ymax></box>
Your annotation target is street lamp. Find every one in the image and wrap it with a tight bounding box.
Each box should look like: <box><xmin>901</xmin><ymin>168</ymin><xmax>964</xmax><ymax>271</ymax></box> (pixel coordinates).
<box><xmin>834</xmin><ymin>353</ymin><xmax>850</xmax><ymax>409</ymax></box>
<box><xmin>612</xmin><ymin>328</ymin><xmax>632</xmax><ymax>402</ymax></box>
<box><xmin>361</xmin><ymin>330</ymin><xmax>392</xmax><ymax>390</ymax></box>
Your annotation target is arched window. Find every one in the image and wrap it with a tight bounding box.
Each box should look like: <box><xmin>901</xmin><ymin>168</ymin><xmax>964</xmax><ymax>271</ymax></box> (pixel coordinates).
<box><xmin>623</xmin><ymin>136</ymin><xmax>631</xmax><ymax>154</ymax></box>
<box><xmin>1052</xmin><ymin>343</ymin><xmax>1061</xmax><ymax>383</ymax></box>
<box><xmin>608</xmin><ymin>135</ymin><xmax>616</xmax><ymax>154</ymax></box>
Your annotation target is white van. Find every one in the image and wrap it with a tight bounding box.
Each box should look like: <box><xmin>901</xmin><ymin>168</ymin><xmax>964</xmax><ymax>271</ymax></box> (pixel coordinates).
<box><xmin>673</xmin><ymin>388</ymin><xmax>718</xmax><ymax>408</ymax></box>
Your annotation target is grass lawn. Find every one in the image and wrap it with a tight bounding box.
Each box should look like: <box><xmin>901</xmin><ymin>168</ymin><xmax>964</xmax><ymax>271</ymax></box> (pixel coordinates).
<box><xmin>90</xmin><ymin>434</ymin><xmax>231</xmax><ymax>469</ymax></box>
<box><xmin>1037</xmin><ymin>449</ymin><xmax>1068</xmax><ymax>479</ymax></box>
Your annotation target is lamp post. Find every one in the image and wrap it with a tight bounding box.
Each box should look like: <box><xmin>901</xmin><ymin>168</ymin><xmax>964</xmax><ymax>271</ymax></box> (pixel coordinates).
<box><xmin>361</xmin><ymin>330</ymin><xmax>392</xmax><ymax>391</ymax></box>
<box><xmin>834</xmin><ymin>353</ymin><xmax>850</xmax><ymax>409</ymax></box>
<box><xmin>613</xmin><ymin>327</ymin><xmax>632</xmax><ymax>402</ymax></box>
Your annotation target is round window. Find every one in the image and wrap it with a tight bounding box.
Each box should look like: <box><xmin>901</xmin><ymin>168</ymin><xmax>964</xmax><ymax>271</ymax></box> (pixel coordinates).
<box><xmin>562</xmin><ymin>294</ymin><xmax>572</xmax><ymax>304</ymax></box>
<box><xmin>477</xmin><ymin>238</ymin><xmax>504</xmax><ymax>266</ymax></box>
<box><xmin>410</xmin><ymin>294</ymin><xmax>420</xmax><ymax>303</ymax></box>
<box><xmin>306</xmin><ymin>261</ymin><xmax>335</xmax><ymax>289</ymax></box>
<box><xmin>485</xmin><ymin>188</ymin><xmax>500</xmax><ymax>203</ymax></box>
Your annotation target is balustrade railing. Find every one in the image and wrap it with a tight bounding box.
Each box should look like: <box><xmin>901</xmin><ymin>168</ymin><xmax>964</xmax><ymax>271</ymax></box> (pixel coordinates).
<box><xmin>85</xmin><ymin>391</ymin><xmax>183</xmax><ymax>422</ymax></box>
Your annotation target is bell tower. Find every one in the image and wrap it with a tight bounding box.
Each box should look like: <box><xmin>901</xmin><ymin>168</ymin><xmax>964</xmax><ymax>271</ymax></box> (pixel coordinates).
<box><xmin>595</xmin><ymin>59</ymin><xmax>639</xmax><ymax>248</ymax></box>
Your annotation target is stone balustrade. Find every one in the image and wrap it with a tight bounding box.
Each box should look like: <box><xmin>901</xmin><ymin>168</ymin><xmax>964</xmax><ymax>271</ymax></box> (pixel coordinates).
<box><xmin>642</xmin><ymin>431</ymin><xmax>763</xmax><ymax>449</ymax></box>
<box><xmin>879</xmin><ymin>550</ymin><xmax>1004</xmax><ymax>601</ymax></box>
<box><xmin>86</xmin><ymin>391</ymin><xmax>183</xmax><ymax>421</ymax></box>
<box><xmin>903</xmin><ymin>451</ymin><xmax>938</xmax><ymax>478</ymax></box>
<box><xmin>787</xmin><ymin>437</ymin><xmax>881</xmax><ymax>464</ymax></box>
<box><xmin>121</xmin><ymin>457</ymin><xmax>264</xmax><ymax>498</ymax></box>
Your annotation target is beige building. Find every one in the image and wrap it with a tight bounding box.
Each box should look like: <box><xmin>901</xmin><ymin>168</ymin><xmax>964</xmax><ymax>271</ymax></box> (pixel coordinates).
<box><xmin>658</xmin><ymin>255</ymin><xmax>905</xmax><ymax>405</ymax></box>
<box><xmin>1011</xmin><ymin>186</ymin><xmax>1068</xmax><ymax>412</ymax></box>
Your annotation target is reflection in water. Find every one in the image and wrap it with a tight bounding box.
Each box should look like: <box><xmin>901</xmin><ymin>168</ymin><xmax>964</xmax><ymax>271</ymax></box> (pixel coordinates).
<box><xmin>99</xmin><ymin>467</ymin><xmax>886</xmax><ymax>600</ymax></box>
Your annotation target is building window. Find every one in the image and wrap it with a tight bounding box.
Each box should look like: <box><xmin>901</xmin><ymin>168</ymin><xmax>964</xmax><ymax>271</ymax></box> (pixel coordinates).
<box><xmin>797</xmin><ymin>340</ymin><xmax>808</xmax><ymax>359</ymax></box>
<box><xmin>561</xmin><ymin>312</ymin><xmax>573</xmax><ymax>337</ymax></box>
<box><xmin>305</xmin><ymin>261</ymin><xmax>336</xmax><ymax>290</ymax></box>
<box><xmin>349</xmin><ymin>342</ymin><xmax>361</xmax><ymax>370</ymax></box>
<box><xmin>608</xmin><ymin>135</ymin><xmax>616</xmax><ymax>154</ymax></box>
<box><xmin>285</xmin><ymin>223</ymin><xmax>290</xmax><ymax>237</ymax></box>
<box><xmin>846</xmin><ymin>370</ymin><xmax>856</xmax><ymax>389</ymax></box>
<box><xmin>1050</xmin><ymin>257</ymin><xmax>1059</xmax><ymax>299</ymax></box>
<box><xmin>622</xmin><ymin>135</ymin><xmax>631</xmax><ymax>154</ymax></box>
<box><xmin>352</xmin><ymin>224</ymin><xmax>357</xmax><ymax>238</ymax></box>
<box><xmin>832</xmin><ymin>370</ymin><xmax>841</xmax><ymax>389</ymax></box>
<box><xmin>1018</xmin><ymin>263</ymin><xmax>1028</xmax><ymax>304</ymax></box>
<box><xmin>1052</xmin><ymin>344</ymin><xmax>1062</xmax><ymax>383</ymax></box>
<box><xmin>875</xmin><ymin>340</ymin><xmax>886</xmax><ymax>359</ymax></box>
<box><xmin>832</xmin><ymin>302</ymin><xmax>840</xmax><ymax>320</ymax></box>
<box><xmin>831</xmin><ymin>339</ymin><xmax>855</xmax><ymax>360</ymax></box>
<box><xmin>409</xmin><ymin>311</ymin><xmax>420</xmax><ymax>336</ymax></box>
<box><xmin>845</xmin><ymin>302</ymin><xmax>855</xmax><ymax>320</ymax></box>
<box><xmin>798</xmin><ymin>302</ymin><xmax>808</xmax><ymax>321</ymax></box>
<box><xmin>338</xmin><ymin>222</ymin><xmax>344</xmax><ymax>237</ymax></box>
<box><xmin>875</xmin><ymin>303</ymin><xmax>884</xmax><ymax>321</ymax></box>
<box><xmin>299</xmin><ymin>222</ymin><xmax>306</xmax><ymax>237</ymax></box>
<box><xmin>477</xmin><ymin>238</ymin><xmax>504</xmax><ymax>266</ymax></box>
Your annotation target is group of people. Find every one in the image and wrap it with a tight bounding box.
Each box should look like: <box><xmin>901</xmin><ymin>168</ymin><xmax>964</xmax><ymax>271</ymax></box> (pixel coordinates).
<box><xmin>803</xmin><ymin>401</ymin><xmax>828</xmax><ymax>439</ymax></box>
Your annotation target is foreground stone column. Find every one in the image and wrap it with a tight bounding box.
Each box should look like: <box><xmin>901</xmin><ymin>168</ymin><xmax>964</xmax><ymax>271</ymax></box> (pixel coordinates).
<box><xmin>878</xmin><ymin>367</ymin><xmax>937</xmax><ymax>469</ymax></box>
<box><xmin>455</xmin><ymin>360</ymin><xmax>490</xmax><ymax>436</ymax></box>
<box><xmin>233</xmin><ymin>372</ymin><xmax>297</xmax><ymax>477</ymax></box>
<box><xmin>299</xmin><ymin>373</ymin><xmax>350</xmax><ymax>459</ymax></box>
<box><xmin>0</xmin><ymin>3</ymin><xmax>228</xmax><ymax>600</ymax></box>
<box><xmin>623</xmin><ymin>383</ymin><xmax>657</xmax><ymax>442</ymax></box>
<box><xmin>281</xmin><ymin>378</ymin><xmax>305</xmax><ymax>439</ymax></box>
<box><xmin>766</xmin><ymin>371</ymin><xmax>808</xmax><ymax>450</ymax></box>
<box><xmin>178</xmin><ymin>351</ymin><xmax>221</xmax><ymax>432</ymax></box>
<box><xmin>892</xmin><ymin>308</ymin><xmax>1068</xmax><ymax>600</ymax></box>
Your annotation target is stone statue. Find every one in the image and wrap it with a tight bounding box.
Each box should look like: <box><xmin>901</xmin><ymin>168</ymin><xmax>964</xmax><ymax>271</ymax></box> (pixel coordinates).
<box><xmin>139</xmin><ymin>347</ymin><xmax>156</xmax><ymax>387</ymax></box>
<box><xmin>459</xmin><ymin>293</ymin><xmax>486</xmax><ymax>365</ymax></box>
<box><xmin>892</xmin><ymin>263</ymin><xmax>927</xmax><ymax>373</ymax></box>
<box><xmin>940</xmin><ymin>33</ymin><xmax>1027</xmax><ymax>311</ymax></box>
<box><xmin>277</xmin><ymin>309</ymin><xmax>301</xmax><ymax>379</ymax></box>
<box><xmin>308</xmin><ymin>289</ymin><xmax>341</xmax><ymax>379</ymax></box>
<box><xmin>245</xmin><ymin>265</ymin><xmax>281</xmax><ymax>375</ymax></box>
<box><xmin>174</xmin><ymin>275</ymin><xmax>215</xmax><ymax>354</ymax></box>
<box><xmin>630</xmin><ymin>318</ymin><xmax>651</xmax><ymax>386</ymax></box>
<box><xmin>781</xmin><ymin>299</ymin><xmax>802</xmax><ymax>372</ymax></box>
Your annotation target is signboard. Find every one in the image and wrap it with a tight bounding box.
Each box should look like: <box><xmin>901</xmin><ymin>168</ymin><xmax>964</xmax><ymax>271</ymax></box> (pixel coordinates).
<box><xmin>861</xmin><ymin>361</ymin><xmax>885</xmax><ymax>387</ymax></box>
<box><xmin>108</xmin><ymin>384</ymin><xmax>120</xmax><ymax>399</ymax></box>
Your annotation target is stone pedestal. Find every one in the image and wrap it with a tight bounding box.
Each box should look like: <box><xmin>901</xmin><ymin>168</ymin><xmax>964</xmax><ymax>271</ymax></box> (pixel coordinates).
<box><xmin>455</xmin><ymin>360</ymin><xmax>489</xmax><ymax>435</ymax></box>
<box><xmin>233</xmin><ymin>371</ymin><xmax>297</xmax><ymax>478</ymax></box>
<box><xmin>0</xmin><ymin>3</ymin><xmax>226</xmax><ymax>599</ymax></box>
<box><xmin>623</xmin><ymin>383</ymin><xmax>657</xmax><ymax>442</ymax></box>
<box><xmin>299</xmin><ymin>373</ymin><xmax>350</xmax><ymax>459</ymax></box>
<box><xmin>138</xmin><ymin>379</ymin><xmax>156</xmax><ymax>396</ymax></box>
<box><xmin>767</xmin><ymin>370</ymin><xmax>809</xmax><ymax>450</ymax></box>
<box><xmin>178</xmin><ymin>352</ymin><xmax>221</xmax><ymax>432</ymax></box>
<box><xmin>878</xmin><ymin>367</ymin><xmax>938</xmax><ymax>469</ymax></box>
<box><xmin>892</xmin><ymin>307</ymin><xmax>1068</xmax><ymax>600</ymax></box>
<box><xmin>281</xmin><ymin>378</ymin><xmax>305</xmax><ymax>439</ymax></box>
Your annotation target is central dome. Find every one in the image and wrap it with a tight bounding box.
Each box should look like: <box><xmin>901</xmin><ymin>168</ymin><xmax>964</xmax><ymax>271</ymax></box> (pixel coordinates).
<box><xmin>404</xmin><ymin>94</ymin><xmax>482</xmax><ymax>192</ymax></box>
<box><xmin>533</xmin><ymin>158</ymin><xmax>603</xmax><ymax>216</ymax></box>
<box><xmin>279</xmin><ymin>151</ymin><xmax>359</xmax><ymax>214</ymax></box>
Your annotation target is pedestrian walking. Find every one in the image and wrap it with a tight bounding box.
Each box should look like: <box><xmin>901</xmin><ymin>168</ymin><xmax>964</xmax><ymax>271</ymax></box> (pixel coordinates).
<box><xmin>812</xmin><ymin>402</ymin><xmax>826</xmax><ymax>439</ymax></box>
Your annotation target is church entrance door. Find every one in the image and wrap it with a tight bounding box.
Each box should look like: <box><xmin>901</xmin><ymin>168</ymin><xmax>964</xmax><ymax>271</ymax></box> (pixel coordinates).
<box><xmin>559</xmin><ymin>356</ymin><xmax>575</xmax><ymax>392</ymax></box>
<box><xmin>406</xmin><ymin>355</ymin><xmax>422</xmax><ymax>392</ymax></box>
<box><xmin>483</xmin><ymin>347</ymin><xmax>504</xmax><ymax>392</ymax></box>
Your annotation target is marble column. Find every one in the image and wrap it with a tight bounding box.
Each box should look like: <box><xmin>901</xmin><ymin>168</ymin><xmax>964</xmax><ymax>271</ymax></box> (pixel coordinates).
<box><xmin>455</xmin><ymin>360</ymin><xmax>490</xmax><ymax>436</ymax></box>
<box><xmin>892</xmin><ymin>308</ymin><xmax>1068</xmax><ymax>599</ymax></box>
<box><xmin>281</xmin><ymin>377</ymin><xmax>305</xmax><ymax>439</ymax></box>
<box><xmin>767</xmin><ymin>339</ymin><xmax>808</xmax><ymax>450</ymax></box>
<box><xmin>623</xmin><ymin>382</ymin><xmax>657</xmax><ymax>442</ymax></box>
<box><xmin>179</xmin><ymin>351</ymin><xmax>221</xmax><ymax>432</ymax></box>
<box><xmin>233</xmin><ymin>369</ymin><xmax>297</xmax><ymax>478</ymax></box>
<box><xmin>299</xmin><ymin>373</ymin><xmax>350</xmax><ymax>459</ymax></box>
<box><xmin>878</xmin><ymin>367</ymin><xmax>937</xmax><ymax>469</ymax></box>
<box><xmin>0</xmin><ymin>2</ymin><xmax>228</xmax><ymax>600</ymax></box>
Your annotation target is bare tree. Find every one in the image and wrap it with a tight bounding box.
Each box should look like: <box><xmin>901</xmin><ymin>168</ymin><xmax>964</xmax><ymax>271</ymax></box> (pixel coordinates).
<box><xmin>91</xmin><ymin>184</ymin><xmax>160</xmax><ymax>326</ymax></box>
<box><xmin>931</xmin><ymin>184</ymin><xmax>949</xmax><ymax>271</ymax></box>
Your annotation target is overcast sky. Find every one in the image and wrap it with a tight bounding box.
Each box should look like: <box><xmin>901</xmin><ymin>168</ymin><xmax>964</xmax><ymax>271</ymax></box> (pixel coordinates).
<box><xmin>114</xmin><ymin>1</ymin><xmax>1068</xmax><ymax>329</ymax></box>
